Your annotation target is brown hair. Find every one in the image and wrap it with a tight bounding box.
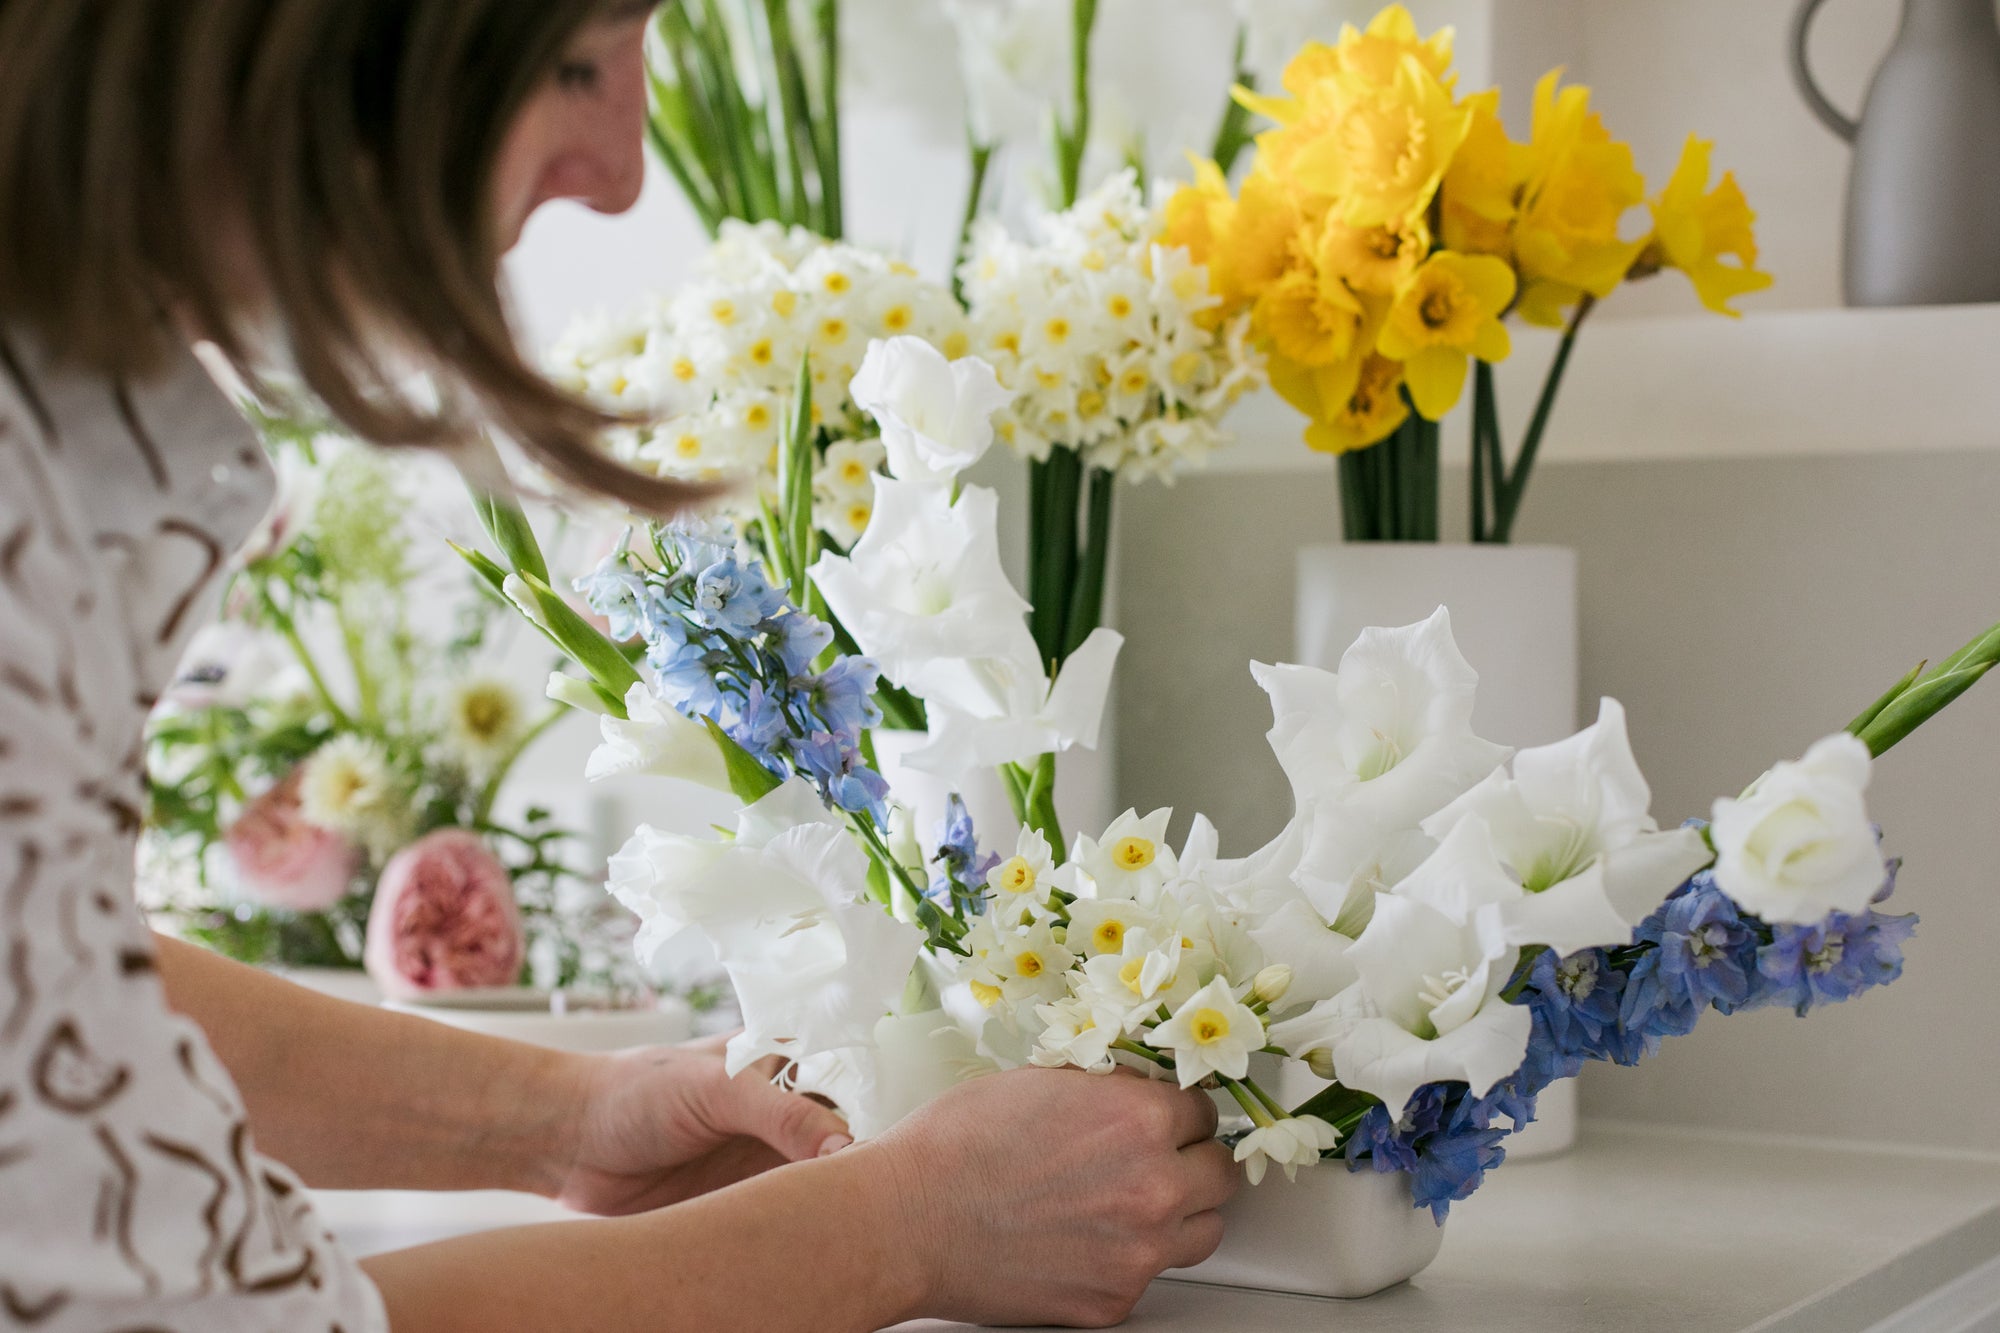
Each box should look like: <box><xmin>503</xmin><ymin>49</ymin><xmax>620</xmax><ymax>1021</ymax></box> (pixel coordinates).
<box><xmin>0</xmin><ymin>0</ymin><xmax>705</xmax><ymax>513</ymax></box>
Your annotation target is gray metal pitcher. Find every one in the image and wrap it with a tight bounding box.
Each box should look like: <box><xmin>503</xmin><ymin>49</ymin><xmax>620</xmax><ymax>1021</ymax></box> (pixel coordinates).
<box><xmin>1792</xmin><ymin>0</ymin><xmax>2000</xmax><ymax>306</ymax></box>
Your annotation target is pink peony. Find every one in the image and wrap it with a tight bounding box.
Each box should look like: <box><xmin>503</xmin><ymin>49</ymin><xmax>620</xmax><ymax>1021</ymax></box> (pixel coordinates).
<box><xmin>364</xmin><ymin>829</ymin><xmax>525</xmax><ymax>998</ymax></box>
<box><xmin>224</xmin><ymin>771</ymin><xmax>359</xmax><ymax>912</ymax></box>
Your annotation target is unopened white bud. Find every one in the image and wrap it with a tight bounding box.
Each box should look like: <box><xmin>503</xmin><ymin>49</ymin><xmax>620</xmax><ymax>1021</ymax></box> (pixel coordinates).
<box><xmin>1251</xmin><ymin>964</ymin><xmax>1294</xmax><ymax>1006</ymax></box>
<box><xmin>1304</xmin><ymin>1048</ymin><xmax>1336</xmax><ymax>1082</ymax></box>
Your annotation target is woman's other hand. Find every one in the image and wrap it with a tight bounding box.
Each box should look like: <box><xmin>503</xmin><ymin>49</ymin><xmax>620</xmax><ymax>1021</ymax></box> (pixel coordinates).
<box><xmin>550</xmin><ymin>1032</ymin><xmax>852</xmax><ymax>1216</ymax></box>
<box><xmin>870</xmin><ymin>1066</ymin><xmax>1240</xmax><ymax>1328</ymax></box>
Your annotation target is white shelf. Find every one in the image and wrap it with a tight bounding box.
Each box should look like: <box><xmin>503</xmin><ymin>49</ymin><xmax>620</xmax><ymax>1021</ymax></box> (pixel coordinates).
<box><xmin>1212</xmin><ymin>303</ymin><xmax>2000</xmax><ymax>474</ymax></box>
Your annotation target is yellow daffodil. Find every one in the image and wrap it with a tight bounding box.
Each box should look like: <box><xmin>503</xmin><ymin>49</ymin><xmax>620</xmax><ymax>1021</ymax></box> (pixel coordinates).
<box><xmin>1637</xmin><ymin>134</ymin><xmax>1774</xmax><ymax>316</ymax></box>
<box><xmin>1272</xmin><ymin>352</ymin><xmax>1411</xmax><ymax>455</ymax></box>
<box><xmin>1288</xmin><ymin>53</ymin><xmax>1471</xmax><ymax>230</ymax></box>
<box><xmin>1512</xmin><ymin>71</ymin><xmax>1647</xmax><ymax>326</ymax></box>
<box><xmin>1440</xmin><ymin>89</ymin><xmax>1521</xmax><ymax>259</ymax></box>
<box><xmin>1319</xmin><ymin>210</ymin><xmax>1431</xmax><ymax>296</ymax></box>
<box><xmin>1255</xmin><ymin>266</ymin><xmax>1369</xmax><ymax>368</ymax></box>
<box><xmin>1279</xmin><ymin>5</ymin><xmax>1455</xmax><ymax>94</ymax></box>
<box><xmin>1378</xmin><ymin>252</ymin><xmax>1516</xmax><ymax>419</ymax></box>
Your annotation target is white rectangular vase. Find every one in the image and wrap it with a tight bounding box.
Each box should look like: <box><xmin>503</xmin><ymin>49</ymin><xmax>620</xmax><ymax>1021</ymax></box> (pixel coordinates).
<box><xmin>1293</xmin><ymin>542</ymin><xmax>1582</xmax><ymax>1160</ymax></box>
<box><xmin>1177</xmin><ymin>1163</ymin><xmax>1445</xmax><ymax>1299</ymax></box>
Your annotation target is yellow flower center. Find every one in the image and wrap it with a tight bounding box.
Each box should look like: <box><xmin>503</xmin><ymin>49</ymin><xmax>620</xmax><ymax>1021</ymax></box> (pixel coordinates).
<box><xmin>943</xmin><ymin>331</ymin><xmax>971</xmax><ymax>359</ymax></box>
<box><xmin>1107</xmin><ymin>294</ymin><xmax>1134</xmax><ymax>319</ymax></box>
<box><xmin>1170</xmin><ymin>352</ymin><xmax>1204</xmax><ymax>385</ymax></box>
<box><xmin>1420</xmin><ymin>286</ymin><xmax>1458</xmax><ymax>330</ymax></box>
<box><xmin>1092</xmin><ymin>919</ymin><xmax>1125</xmax><ymax>953</ymax></box>
<box><xmin>749</xmin><ymin>339</ymin><xmax>775</xmax><ymax>366</ymax></box>
<box><xmin>846</xmin><ymin>502</ymin><xmax>872</xmax><ymax>529</ymax></box>
<box><xmin>745</xmin><ymin>403</ymin><xmax>773</xmax><ymax>429</ymax></box>
<box><xmin>970</xmin><ymin>980</ymin><xmax>1002</xmax><ymax>1009</ymax></box>
<box><xmin>1044</xmin><ymin>317</ymin><xmax>1072</xmax><ymax>344</ymax></box>
<box><xmin>996</xmin><ymin>856</ymin><xmax>1037</xmax><ymax>894</ymax></box>
<box><xmin>675</xmin><ymin>434</ymin><xmax>703</xmax><ymax>458</ymax></box>
<box><xmin>819</xmin><ymin>318</ymin><xmax>849</xmax><ymax>343</ymax></box>
<box><xmin>609</xmin><ymin>374</ymin><xmax>630</xmax><ymax>397</ymax></box>
<box><xmin>823</xmin><ymin>271</ymin><xmax>853</xmax><ymax>295</ymax></box>
<box><xmin>883</xmin><ymin>304</ymin><xmax>913</xmax><ymax>332</ymax></box>
<box><xmin>1077</xmin><ymin>390</ymin><xmax>1106</xmax><ymax>420</ymax></box>
<box><xmin>1189</xmin><ymin>1009</ymin><xmax>1230</xmax><ymax>1045</ymax></box>
<box><xmin>772</xmin><ymin>290</ymin><xmax>799</xmax><ymax>318</ymax></box>
<box><xmin>673</xmin><ymin>357</ymin><xmax>698</xmax><ymax>382</ymax></box>
<box><xmin>1120</xmin><ymin>957</ymin><xmax>1147</xmax><ymax>994</ymax></box>
<box><xmin>711</xmin><ymin>299</ymin><xmax>737</xmax><ymax>325</ymax></box>
<box><xmin>1015</xmin><ymin>951</ymin><xmax>1044</xmax><ymax>978</ymax></box>
<box><xmin>995</xmin><ymin>330</ymin><xmax>1023</xmax><ymax>355</ymax></box>
<box><xmin>1113</xmin><ymin>836</ymin><xmax>1155</xmax><ymax>871</ymax></box>
<box><xmin>1120</xmin><ymin>367</ymin><xmax>1151</xmax><ymax>395</ymax></box>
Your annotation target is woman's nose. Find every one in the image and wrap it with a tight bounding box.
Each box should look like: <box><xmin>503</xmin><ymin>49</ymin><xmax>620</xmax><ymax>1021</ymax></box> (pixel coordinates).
<box><xmin>543</xmin><ymin>55</ymin><xmax>648</xmax><ymax>215</ymax></box>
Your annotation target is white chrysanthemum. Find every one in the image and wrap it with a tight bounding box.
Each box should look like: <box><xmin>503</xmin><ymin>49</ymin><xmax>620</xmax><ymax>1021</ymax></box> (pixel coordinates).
<box><xmin>445</xmin><ymin>675</ymin><xmax>525</xmax><ymax>764</ymax></box>
<box><xmin>961</xmin><ymin>170</ymin><xmax>1263</xmax><ymax>482</ymax></box>
<box><xmin>299</xmin><ymin>735</ymin><xmax>406</xmax><ymax>853</ymax></box>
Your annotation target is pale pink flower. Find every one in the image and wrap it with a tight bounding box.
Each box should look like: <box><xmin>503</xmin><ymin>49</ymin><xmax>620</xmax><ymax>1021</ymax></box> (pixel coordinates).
<box><xmin>364</xmin><ymin>829</ymin><xmax>525</xmax><ymax>998</ymax></box>
<box><xmin>223</xmin><ymin>771</ymin><xmax>359</xmax><ymax>912</ymax></box>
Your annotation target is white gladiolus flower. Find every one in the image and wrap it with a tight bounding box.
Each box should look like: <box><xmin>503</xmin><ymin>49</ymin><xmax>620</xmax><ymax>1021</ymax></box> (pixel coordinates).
<box><xmin>1072</xmin><ymin>808</ymin><xmax>1179</xmax><ymax>902</ymax></box>
<box><xmin>1253</xmin><ymin>609</ymin><xmax>1510</xmax><ymax>829</ymax></box>
<box><xmin>791</xmin><ymin>1009</ymin><xmax>1000</xmax><ymax>1140</ymax></box>
<box><xmin>1233</xmin><ymin>1114</ymin><xmax>1343</xmax><ymax>1185</ymax></box>
<box><xmin>899</xmin><ymin>625</ymin><xmax>1124</xmax><ymax>782</ymax></box>
<box><xmin>1273</xmin><ymin>884</ymin><xmax>1531</xmax><ymax>1118</ymax></box>
<box><xmin>942</xmin><ymin>0</ymin><xmax>1070</xmax><ymax>145</ymax></box>
<box><xmin>1711</xmin><ymin>733</ymin><xmax>1888</xmax><ymax>925</ymax></box>
<box><xmin>1151</xmin><ymin>975</ymin><xmax>1266</xmax><ymax>1089</ymax></box>
<box><xmin>605</xmin><ymin>781</ymin><xmax>926</xmax><ymax>1076</ymax></box>
<box><xmin>809</xmin><ymin>479</ymin><xmax>1032</xmax><ymax>699</ymax></box>
<box><xmin>850</xmin><ymin>337</ymin><xmax>1014</xmax><ymax>486</ymax></box>
<box><xmin>1424</xmin><ymin>698</ymin><xmax>1714</xmax><ymax>948</ymax></box>
<box><xmin>584</xmin><ymin>684</ymin><xmax>733</xmax><ymax>793</ymax></box>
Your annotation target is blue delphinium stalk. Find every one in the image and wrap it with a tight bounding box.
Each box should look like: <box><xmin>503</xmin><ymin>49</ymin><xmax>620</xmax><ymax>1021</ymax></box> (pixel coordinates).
<box><xmin>928</xmin><ymin>794</ymin><xmax>1000</xmax><ymax>913</ymax></box>
<box><xmin>577</xmin><ymin>528</ymin><xmax>889</xmax><ymax>823</ymax></box>
<box><xmin>1345</xmin><ymin>1085</ymin><xmax>1510</xmax><ymax>1224</ymax></box>
<box><xmin>1752</xmin><ymin>860</ymin><xmax>1914</xmax><ymax>1016</ymax></box>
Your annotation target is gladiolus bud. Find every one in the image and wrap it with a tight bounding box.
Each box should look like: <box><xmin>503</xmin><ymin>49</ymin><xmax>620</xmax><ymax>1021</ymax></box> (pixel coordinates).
<box><xmin>1251</xmin><ymin>964</ymin><xmax>1294</xmax><ymax>1006</ymax></box>
<box><xmin>547</xmin><ymin>672</ymin><xmax>615</xmax><ymax>717</ymax></box>
<box><xmin>1305</xmin><ymin>1048</ymin><xmax>1336</xmax><ymax>1081</ymax></box>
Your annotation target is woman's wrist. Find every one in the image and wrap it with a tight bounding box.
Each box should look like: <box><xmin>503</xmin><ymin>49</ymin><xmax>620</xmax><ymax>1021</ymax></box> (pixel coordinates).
<box><xmin>498</xmin><ymin>1043</ymin><xmax>597</xmax><ymax>1199</ymax></box>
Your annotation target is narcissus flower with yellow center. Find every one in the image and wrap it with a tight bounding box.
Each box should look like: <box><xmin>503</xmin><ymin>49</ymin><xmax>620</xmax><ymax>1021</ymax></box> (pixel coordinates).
<box><xmin>1378</xmin><ymin>252</ymin><xmax>1517</xmax><ymax>419</ymax></box>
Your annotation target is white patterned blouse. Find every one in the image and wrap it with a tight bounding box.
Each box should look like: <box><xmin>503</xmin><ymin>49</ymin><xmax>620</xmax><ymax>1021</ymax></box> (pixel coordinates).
<box><xmin>0</xmin><ymin>327</ymin><xmax>388</xmax><ymax>1331</ymax></box>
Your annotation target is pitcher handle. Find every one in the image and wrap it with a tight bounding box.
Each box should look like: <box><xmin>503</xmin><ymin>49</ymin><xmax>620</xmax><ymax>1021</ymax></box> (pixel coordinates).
<box><xmin>1790</xmin><ymin>0</ymin><xmax>1861</xmax><ymax>142</ymax></box>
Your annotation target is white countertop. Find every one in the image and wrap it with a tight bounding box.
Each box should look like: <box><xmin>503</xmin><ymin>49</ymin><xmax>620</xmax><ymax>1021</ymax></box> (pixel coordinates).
<box><xmin>315</xmin><ymin>1121</ymin><xmax>2000</xmax><ymax>1332</ymax></box>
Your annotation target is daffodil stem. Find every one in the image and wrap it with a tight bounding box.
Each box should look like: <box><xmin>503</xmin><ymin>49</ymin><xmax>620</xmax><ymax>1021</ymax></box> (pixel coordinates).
<box><xmin>1208</xmin><ymin>28</ymin><xmax>1255</xmax><ymax>175</ymax></box>
<box><xmin>1242</xmin><ymin>1077</ymin><xmax>1287</xmax><ymax>1120</ymax></box>
<box><xmin>1491</xmin><ymin>295</ymin><xmax>1594</xmax><ymax>544</ymax></box>
<box><xmin>1113</xmin><ymin>1037</ymin><xmax>1172</xmax><ymax>1069</ymax></box>
<box><xmin>1220</xmin><ymin>1077</ymin><xmax>1276</xmax><ymax>1129</ymax></box>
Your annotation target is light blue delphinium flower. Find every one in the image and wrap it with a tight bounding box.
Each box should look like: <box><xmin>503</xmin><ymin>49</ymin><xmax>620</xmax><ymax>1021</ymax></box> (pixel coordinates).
<box><xmin>1526</xmin><ymin>947</ymin><xmax>1626</xmax><ymax>1073</ymax></box>
<box><xmin>691</xmin><ymin>556</ymin><xmax>789</xmax><ymax>635</ymax></box>
<box><xmin>800</xmin><ymin>655</ymin><xmax>884</xmax><ymax>743</ymax></box>
<box><xmin>576</xmin><ymin>555</ymin><xmax>654</xmax><ymax>643</ymax></box>
<box><xmin>772</xmin><ymin>612</ymin><xmax>836</xmax><ymax>678</ymax></box>
<box><xmin>1753</xmin><ymin>859</ymin><xmax>1915</xmax><ymax>1016</ymax></box>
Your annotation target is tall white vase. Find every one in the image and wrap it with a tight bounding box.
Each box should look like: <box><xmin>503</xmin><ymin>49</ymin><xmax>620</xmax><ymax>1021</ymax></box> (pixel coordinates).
<box><xmin>1294</xmin><ymin>542</ymin><xmax>1582</xmax><ymax>1160</ymax></box>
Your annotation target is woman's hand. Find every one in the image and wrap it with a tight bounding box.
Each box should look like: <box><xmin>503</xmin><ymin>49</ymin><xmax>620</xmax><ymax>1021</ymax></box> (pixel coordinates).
<box><xmin>869</xmin><ymin>1066</ymin><xmax>1240</xmax><ymax>1329</ymax></box>
<box><xmin>550</xmin><ymin>1032</ymin><xmax>853</xmax><ymax>1216</ymax></box>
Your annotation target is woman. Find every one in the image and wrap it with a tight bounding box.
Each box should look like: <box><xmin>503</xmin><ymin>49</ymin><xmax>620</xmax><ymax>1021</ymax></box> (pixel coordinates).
<box><xmin>0</xmin><ymin>3</ymin><xmax>1237</xmax><ymax>1330</ymax></box>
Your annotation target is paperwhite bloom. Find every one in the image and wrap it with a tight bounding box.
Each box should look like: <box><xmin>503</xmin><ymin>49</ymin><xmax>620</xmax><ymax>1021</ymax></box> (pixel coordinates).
<box><xmin>1233</xmin><ymin>1114</ymin><xmax>1343</xmax><ymax>1186</ymax></box>
<box><xmin>1424</xmin><ymin>698</ymin><xmax>1713</xmax><ymax>949</ymax></box>
<box><xmin>1711</xmin><ymin>733</ymin><xmax>1888</xmax><ymax>925</ymax></box>
<box><xmin>850</xmin><ymin>337</ymin><xmax>1013</xmax><ymax>486</ymax></box>
<box><xmin>984</xmin><ymin>826</ymin><xmax>1059</xmax><ymax>923</ymax></box>
<box><xmin>1030</xmin><ymin>995</ymin><xmax>1119</xmax><ymax>1072</ymax></box>
<box><xmin>585</xmin><ymin>683</ymin><xmax>733</xmax><ymax>793</ymax></box>
<box><xmin>1253</xmin><ymin>609</ymin><xmax>1510</xmax><ymax>828</ymax></box>
<box><xmin>1075</xmin><ymin>929</ymin><xmax>1192</xmax><ymax>1032</ymax></box>
<box><xmin>1151</xmin><ymin>975</ymin><xmax>1266</xmax><ymax>1089</ymax></box>
<box><xmin>1072</xmin><ymin>808</ymin><xmax>1179</xmax><ymax>902</ymax></box>
<box><xmin>1067</xmin><ymin>895</ymin><xmax>1162</xmax><ymax>958</ymax></box>
<box><xmin>605</xmin><ymin>781</ymin><xmax>926</xmax><ymax>1075</ymax></box>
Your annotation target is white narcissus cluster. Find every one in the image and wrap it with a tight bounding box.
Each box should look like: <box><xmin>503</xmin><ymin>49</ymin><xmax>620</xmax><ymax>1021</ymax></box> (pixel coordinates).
<box><xmin>545</xmin><ymin>222</ymin><xmax>964</xmax><ymax>530</ymax></box>
<box><xmin>961</xmin><ymin>171</ymin><xmax>1264</xmax><ymax>480</ymax></box>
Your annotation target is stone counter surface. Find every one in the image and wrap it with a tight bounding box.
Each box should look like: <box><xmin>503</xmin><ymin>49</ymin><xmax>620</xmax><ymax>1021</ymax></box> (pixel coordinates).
<box><xmin>317</xmin><ymin>1122</ymin><xmax>2000</xmax><ymax>1332</ymax></box>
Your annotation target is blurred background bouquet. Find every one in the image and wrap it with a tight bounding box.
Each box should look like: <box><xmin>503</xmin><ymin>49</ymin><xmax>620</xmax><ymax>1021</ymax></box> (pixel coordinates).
<box><xmin>139</xmin><ymin>410</ymin><xmax>653</xmax><ymax>1006</ymax></box>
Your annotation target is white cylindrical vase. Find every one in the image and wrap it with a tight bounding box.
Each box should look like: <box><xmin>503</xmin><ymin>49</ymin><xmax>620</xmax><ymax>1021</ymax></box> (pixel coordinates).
<box><xmin>1177</xmin><ymin>1162</ymin><xmax>1445</xmax><ymax>1298</ymax></box>
<box><xmin>1294</xmin><ymin>542</ymin><xmax>1582</xmax><ymax>1159</ymax></box>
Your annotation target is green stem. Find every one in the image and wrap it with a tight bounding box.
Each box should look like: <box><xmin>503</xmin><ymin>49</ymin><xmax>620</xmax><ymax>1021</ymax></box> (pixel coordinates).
<box><xmin>1113</xmin><ymin>1037</ymin><xmax>1172</xmax><ymax>1068</ymax></box>
<box><xmin>1058</xmin><ymin>0</ymin><xmax>1100</xmax><ymax>207</ymax></box>
<box><xmin>1219</xmin><ymin>1076</ymin><xmax>1276</xmax><ymax>1128</ymax></box>
<box><xmin>952</xmin><ymin>139</ymin><xmax>996</xmax><ymax>307</ymax></box>
<box><xmin>1242</xmin><ymin>1077</ymin><xmax>1287</xmax><ymax>1120</ymax></box>
<box><xmin>258</xmin><ymin>587</ymin><xmax>351</xmax><ymax>728</ymax></box>
<box><xmin>474</xmin><ymin>705</ymin><xmax>567</xmax><ymax>826</ymax></box>
<box><xmin>1061</xmin><ymin>466</ymin><xmax>1116</xmax><ymax>661</ymax></box>
<box><xmin>814</xmin><ymin>0</ymin><xmax>844</xmax><ymax>236</ymax></box>
<box><xmin>1492</xmin><ymin>295</ymin><xmax>1594</xmax><ymax>544</ymax></box>
<box><xmin>1208</xmin><ymin>29</ymin><xmax>1256</xmax><ymax>175</ymax></box>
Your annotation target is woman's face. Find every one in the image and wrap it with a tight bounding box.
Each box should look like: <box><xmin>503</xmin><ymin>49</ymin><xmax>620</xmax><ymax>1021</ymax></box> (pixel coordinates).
<box><xmin>491</xmin><ymin>6</ymin><xmax>656</xmax><ymax>252</ymax></box>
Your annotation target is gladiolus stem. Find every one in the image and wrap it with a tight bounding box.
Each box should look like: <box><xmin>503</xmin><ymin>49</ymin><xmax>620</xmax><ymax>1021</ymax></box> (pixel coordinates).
<box><xmin>1209</xmin><ymin>29</ymin><xmax>1256</xmax><ymax>175</ymax></box>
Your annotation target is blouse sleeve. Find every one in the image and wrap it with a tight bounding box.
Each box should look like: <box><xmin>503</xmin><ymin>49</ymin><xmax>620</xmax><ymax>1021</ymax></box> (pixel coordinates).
<box><xmin>0</xmin><ymin>361</ymin><xmax>387</xmax><ymax>1331</ymax></box>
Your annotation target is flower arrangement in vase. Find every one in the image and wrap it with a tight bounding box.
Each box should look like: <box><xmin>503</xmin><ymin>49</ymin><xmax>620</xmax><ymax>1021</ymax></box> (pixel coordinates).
<box><xmin>1165</xmin><ymin>4</ymin><xmax>1774</xmax><ymax>542</ymax></box>
<box><xmin>141</xmin><ymin>414</ymin><xmax>659</xmax><ymax>1015</ymax></box>
<box><xmin>468</xmin><ymin>335</ymin><xmax>1982</xmax><ymax>1295</ymax></box>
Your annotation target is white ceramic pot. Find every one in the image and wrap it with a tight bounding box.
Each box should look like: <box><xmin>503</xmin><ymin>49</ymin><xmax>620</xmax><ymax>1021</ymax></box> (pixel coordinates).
<box><xmin>1178</xmin><ymin>1162</ymin><xmax>1445</xmax><ymax>1299</ymax></box>
<box><xmin>1294</xmin><ymin>542</ymin><xmax>1582</xmax><ymax>1160</ymax></box>
<box><xmin>383</xmin><ymin>990</ymin><xmax>694</xmax><ymax>1053</ymax></box>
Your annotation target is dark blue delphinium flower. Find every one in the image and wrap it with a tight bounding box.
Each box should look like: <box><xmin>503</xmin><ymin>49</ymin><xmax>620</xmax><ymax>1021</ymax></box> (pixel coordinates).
<box><xmin>1406</xmin><ymin>1094</ymin><xmax>1510</xmax><ymax>1224</ymax></box>
<box><xmin>1345</xmin><ymin>1085</ymin><xmax>1448</xmax><ymax>1177</ymax></box>
<box><xmin>1527</xmin><ymin>947</ymin><xmax>1628</xmax><ymax>1070</ymax></box>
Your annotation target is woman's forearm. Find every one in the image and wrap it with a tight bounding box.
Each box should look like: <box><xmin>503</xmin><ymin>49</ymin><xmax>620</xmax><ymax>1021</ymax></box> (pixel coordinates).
<box><xmin>361</xmin><ymin>1145</ymin><xmax>926</xmax><ymax>1333</ymax></box>
<box><xmin>155</xmin><ymin>935</ymin><xmax>585</xmax><ymax>1194</ymax></box>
